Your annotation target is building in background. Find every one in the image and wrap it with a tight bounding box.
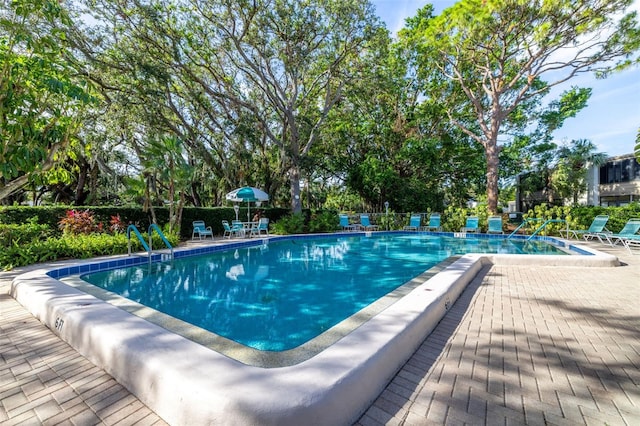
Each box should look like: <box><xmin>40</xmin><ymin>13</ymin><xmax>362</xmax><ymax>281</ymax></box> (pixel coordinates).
<box><xmin>587</xmin><ymin>154</ymin><xmax>640</xmax><ymax>206</ymax></box>
<box><xmin>516</xmin><ymin>153</ymin><xmax>640</xmax><ymax>210</ymax></box>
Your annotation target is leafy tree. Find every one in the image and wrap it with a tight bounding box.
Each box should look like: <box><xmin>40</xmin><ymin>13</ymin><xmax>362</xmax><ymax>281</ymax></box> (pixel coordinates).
<box><xmin>551</xmin><ymin>139</ymin><xmax>607</xmax><ymax>205</ymax></box>
<box><xmin>0</xmin><ymin>0</ymin><xmax>94</xmax><ymax>202</ymax></box>
<box><xmin>400</xmin><ymin>0</ymin><xmax>640</xmax><ymax>214</ymax></box>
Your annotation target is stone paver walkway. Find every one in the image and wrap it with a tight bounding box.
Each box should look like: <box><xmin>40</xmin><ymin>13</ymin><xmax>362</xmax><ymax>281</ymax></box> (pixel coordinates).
<box><xmin>1</xmin><ymin>242</ymin><xmax>639</xmax><ymax>425</ymax></box>
<box><xmin>357</xmin><ymin>243</ymin><xmax>640</xmax><ymax>425</ymax></box>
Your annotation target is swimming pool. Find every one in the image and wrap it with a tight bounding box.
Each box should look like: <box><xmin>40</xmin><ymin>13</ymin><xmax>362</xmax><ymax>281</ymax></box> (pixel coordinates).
<box><xmin>10</xmin><ymin>232</ymin><xmax>618</xmax><ymax>425</ymax></box>
<box><xmin>80</xmin><ymin>234</ymin><xmax>566</xmax><ymax>352</ymax></box>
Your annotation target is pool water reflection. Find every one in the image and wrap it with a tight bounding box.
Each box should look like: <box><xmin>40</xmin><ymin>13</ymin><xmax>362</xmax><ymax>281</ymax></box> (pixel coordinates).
<box><xmin>81</xmin><ymin>234</ymin><xmax>565</xmax><ymax>351</ymax></box>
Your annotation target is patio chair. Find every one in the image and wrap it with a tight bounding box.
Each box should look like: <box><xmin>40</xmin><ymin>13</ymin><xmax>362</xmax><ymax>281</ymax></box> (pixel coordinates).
<box><xmin>596</xmin><ymin>218</ymin><xmax>640</xmax><ymax>246</ymax></box>
<box><xmin>222</xmin><ymin>220</ymin><xmax>236</xmax><ymax>239</ymax></box>
<box><xmin>339</xmin><ymin>214</ymin><xmax>357</xmax><ymax>231</ymax></box>
<box><xmin>192</xmin><ymin>220</ymin><xmax>213</xmax><ymax>240</ymax></box>
<box><xmin>231</xmin><ymin>220</ymin><xmax>247</xmax><ymax>238</ymax></box>
<box><xmin>487</xmin><ymin>216</ymin><xmax>504</xmax><ymax>234</ymax></box>
<box><xmin>559</xmin><ymin>215</ymin><xmax>609</xmax><ymax>240</ymax></box>
<box><xmin>359</xmin><ymin>214</ymin><xmax>379</xmax><ymax>231</ymax></box>
<box><xmin>423</xmin><ymin>213</ymin><xmax>442</xmax><ymax>231</ymax></box>
<box><xmin>251</xmin><ymin>217</ymin><xmax>270</xmax><ymax>237</ymax></box>
<box><xmin>403</xmin><ymin>215</ymin><xmax>422</xmax><ymax>231</ymax></box>
<box><xmin>461</xmin><ymin>216</ymin><xmax>479</xmax><ymax>233</ymax></box>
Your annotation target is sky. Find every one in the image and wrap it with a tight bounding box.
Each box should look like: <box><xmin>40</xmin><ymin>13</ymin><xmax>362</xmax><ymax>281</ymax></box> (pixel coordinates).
<box><xmin>370</xmin><ymin>0</ymin><xmax>640</xmax><ymax>158</ymax></box>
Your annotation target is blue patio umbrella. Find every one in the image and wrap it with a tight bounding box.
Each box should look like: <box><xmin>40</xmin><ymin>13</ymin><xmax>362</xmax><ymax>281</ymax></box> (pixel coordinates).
<box><xmin>225</xmin><ymin>186</ymin><xmax>269</xmax><ymax>221</ymax></box>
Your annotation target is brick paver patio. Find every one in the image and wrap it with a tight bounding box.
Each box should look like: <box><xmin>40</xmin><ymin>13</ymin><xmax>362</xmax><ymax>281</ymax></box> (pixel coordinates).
<box><xmin>2</xmin><ymin>242</ymin><xmax>639</xmax><ymax>425</ymax></box>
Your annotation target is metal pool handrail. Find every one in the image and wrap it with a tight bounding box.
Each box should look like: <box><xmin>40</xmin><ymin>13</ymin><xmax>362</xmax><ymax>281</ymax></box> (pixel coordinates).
<box><xmin>126</xmin><ymin>224</ymin><xmax>173</xmax><ymax>261</ymax></box>
<box><xmin>508</xmin><ymin>218</ymin><xmax>567</xmax><ymax>240</ymax></box>
<box><xmin>148</xmin><ymin>223</ymin><xmax>173</xmax><ymax>260</ymax></box>
<box><xmin>127</xmin><ymin>224</ymin><xmax>150</xmax><ymax>255</ymax></box>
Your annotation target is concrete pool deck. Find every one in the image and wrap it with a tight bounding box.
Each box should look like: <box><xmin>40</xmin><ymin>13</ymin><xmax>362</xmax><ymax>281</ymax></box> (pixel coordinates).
<box><xmin>1</xmin><ymin>238</ymin><xmax>639</xmax><ymax>424</ymax></box>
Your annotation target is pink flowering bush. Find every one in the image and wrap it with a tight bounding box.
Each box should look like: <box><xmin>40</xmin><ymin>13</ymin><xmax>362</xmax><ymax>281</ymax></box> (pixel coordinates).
<box><xmin>58</xmin><ymin>209</ymin><xmax>103</xmax><ymax>235</ymax></box>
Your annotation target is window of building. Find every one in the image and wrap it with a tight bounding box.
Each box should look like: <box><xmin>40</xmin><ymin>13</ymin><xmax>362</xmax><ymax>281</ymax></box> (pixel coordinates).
<box><xmin>599</xmin><ymin>157</ymin><xmax>640</xmax><ymax>184</ymax></box>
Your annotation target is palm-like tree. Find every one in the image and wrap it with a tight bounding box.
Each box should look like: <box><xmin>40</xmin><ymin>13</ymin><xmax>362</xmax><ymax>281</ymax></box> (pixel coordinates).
<box><xmin>551</xmin><ymin>139</ymin><xmax>607</xmax><ymax>205</ymax></box>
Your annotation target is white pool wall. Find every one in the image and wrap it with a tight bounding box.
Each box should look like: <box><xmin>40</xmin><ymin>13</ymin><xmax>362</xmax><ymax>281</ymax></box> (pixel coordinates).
<box><xmin>10</xmin><ymin>239</ymin><xmax>619</xmax><ymax>425</ymax></box>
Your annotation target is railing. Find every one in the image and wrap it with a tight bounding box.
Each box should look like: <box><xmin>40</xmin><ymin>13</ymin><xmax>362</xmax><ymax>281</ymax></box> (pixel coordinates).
<box><xmin>148</xmin><ymin>224</ymin><xmax>173</xmax><ymax>259</ymax></box>
<box><xmin>527</xmin><ymin>219</ymin><xmax>565</xmax><ymax>241</ymax></box>
<box><xmin>126</xmin><ymin>224</ymin><xmax>173</xmax><ymax>261</ymax></box>
<box><xmin>508</xmin><ymin>218</ymin><xmax>566</xmax><ymax>240</ymax></box>
<box><xmin>127</xmin><ymin>224</ymin><xmax>150</xmax><ymax>255</ymax></box>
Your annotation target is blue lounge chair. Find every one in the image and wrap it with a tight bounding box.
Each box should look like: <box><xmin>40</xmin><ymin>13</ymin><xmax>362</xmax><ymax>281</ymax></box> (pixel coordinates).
<box><xmin>359</xmin><ymin>214</ymin><xmax>379</xmax><ymax>231</ymax></box>
<box><xmin>559</xmin><ymin>215</ymin><xmax>609</xmax><ymax>240</ymax></box>
<box><xmin>339</xmin><ymin>214</ymin><xmax>356</xmax><ymax>231</ymax></box>
<box><xmin>487</xmin><ymin>216</ymin><xmax>503</xmax><ymax>234</ymax></box>
<box><xmin>597</xmin><ymin>218</ymin><xmax>640</xmax><ymax>246</ymax></box>
<box><xmin>423</xmin><ymin>213</ymin><xmax>442</xmax><ymax>231</ymax></box>
<box><xmin>424</xmin><ymin>213</ymin><xmax>441</xmax><ymax>231</ymax></box>
<box><xmin>404</xmin><ymin>215</ymin><xmax>421</xmax><ymax>231</ymax></box>
<box><xmin>192</xmin><ymin>220</ymin><xmax>213</xmax><ymax>240</ymax></box>
<box><xmin>461</xmin><ymin>216</ymin><xmax>479</xmax><ymax>233</ymax></box>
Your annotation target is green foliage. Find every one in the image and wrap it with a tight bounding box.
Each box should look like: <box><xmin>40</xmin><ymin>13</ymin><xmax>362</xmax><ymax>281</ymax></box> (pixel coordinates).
<box><xmin>400</xmin><ymin>0</ymin><xmax>640</xmax><ymax>214</ymax></box>
<box><xmin>522</xmin><ymin>203</ymin><xmax>640</xmax><ymax>236</ymax></box>
<box><xmin>0</xmin><ymin>233</ymin><xmax>131</xmax><ymax>270</ymax></box>
<box><xmin>272</xmin><ymin>213</ymin><xmax>306</xmax><ymax>235</ymax></box>
<box><xmin>0</xmin><ymin>226</ymin><xmax>180</xmax><ymax>270</ymax></box>
<box><xmin>307</xmin><ymin>211</ymin><xmax>340</xmax><ymax>233</ymax></box>
<box><xmin>0</xmin><ymin>221</ymin><xmax>53</xmax><ymax>247</ymax></box>
<box><xmin>0</xmin><ymin>0</ymin><xmax>95</xmax><ymax>201</ymax></box>
<box><xmin>522</xmin><ymin>204</ymin><xmax>571</xmax><ymax>236</ymax></box>
<box><xmin>442</xmin><ymin>205</ymin><xmax>490</xmax><ymax>232</ymax></box>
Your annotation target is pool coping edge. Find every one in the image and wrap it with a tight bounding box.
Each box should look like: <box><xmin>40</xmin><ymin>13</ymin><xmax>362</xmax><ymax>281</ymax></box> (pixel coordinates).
<box><xmin>9</xmin><ymin>241</ymin><xmax>618</xmax><ymax>425</ymax></box>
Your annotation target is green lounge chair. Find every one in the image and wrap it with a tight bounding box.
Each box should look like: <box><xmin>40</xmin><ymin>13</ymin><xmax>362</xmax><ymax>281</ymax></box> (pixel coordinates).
<box><xmin>621</xmin><ymin>235</ymin><xmax>640</xmax><ymax>253</ymax></box>
<box><xmin>597</xmin><ymin>218</ymin><xmax>640</xmax><ymax>246</ymax></box>
<box><xmin>559</xmin><ymin>215</ymin><xmax>609</xmax><ymax>240</ymax></box>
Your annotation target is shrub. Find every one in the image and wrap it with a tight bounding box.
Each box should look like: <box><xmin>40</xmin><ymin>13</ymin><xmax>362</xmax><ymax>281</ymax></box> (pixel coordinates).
<box><xmin>58</xmin><ymin>209</ymin><xmax>103</xmax><ymax>235</ymax></box>
<box><xmin>0</xmin><ymin>220</ymin><xmax>54</xmax><ymax>247</ymax></box>
<box><xmin>109</xmin><ymin>214</ymin><xmax>127</xmax><ymax>233</ymax></box>
<box><xmin>272</xmin><ymin>213</ymin><xmax>306</xmax><ymax>234</ymax></box>
<box><xmin>307</xmin><ymin>210</ymin><xmax>339</xmax><ymax>233</ymax></box>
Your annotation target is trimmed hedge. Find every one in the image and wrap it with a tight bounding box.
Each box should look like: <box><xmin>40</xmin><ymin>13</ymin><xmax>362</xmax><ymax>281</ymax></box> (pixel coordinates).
<box><xmin>0</xmin><ymin>205</ymin><xmax>291</xmax><ymax>239</ymax></box>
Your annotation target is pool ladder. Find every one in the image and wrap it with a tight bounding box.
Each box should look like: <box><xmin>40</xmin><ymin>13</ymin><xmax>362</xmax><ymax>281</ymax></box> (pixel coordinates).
<box><xmin>508</xmin><ymin>218</ymin><xmax>566</xmax><ymax>240</ymax></box>
<box><xmin>127</xmin><ymin>224</ymin><xmax>174</xmax><ymax>261</ymax></box>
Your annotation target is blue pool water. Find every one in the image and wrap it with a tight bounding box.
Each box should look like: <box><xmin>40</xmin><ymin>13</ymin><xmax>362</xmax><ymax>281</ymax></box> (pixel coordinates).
<box><xmin>81</xmin><ymin>234</ymin><xmax>565</xmax><ymax>351</ymax></box>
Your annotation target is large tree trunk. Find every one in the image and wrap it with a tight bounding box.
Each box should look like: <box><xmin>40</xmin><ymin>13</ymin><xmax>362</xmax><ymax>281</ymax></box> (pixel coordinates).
<box><xmin>485</xmin><ymin>139</ymin><xmax>500</xmax><ymax>215</ymax></box>
<box><xmin>289</xmin><ymin>164</ymin><xmax>302</xmax><ymax>214</ymax></box>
